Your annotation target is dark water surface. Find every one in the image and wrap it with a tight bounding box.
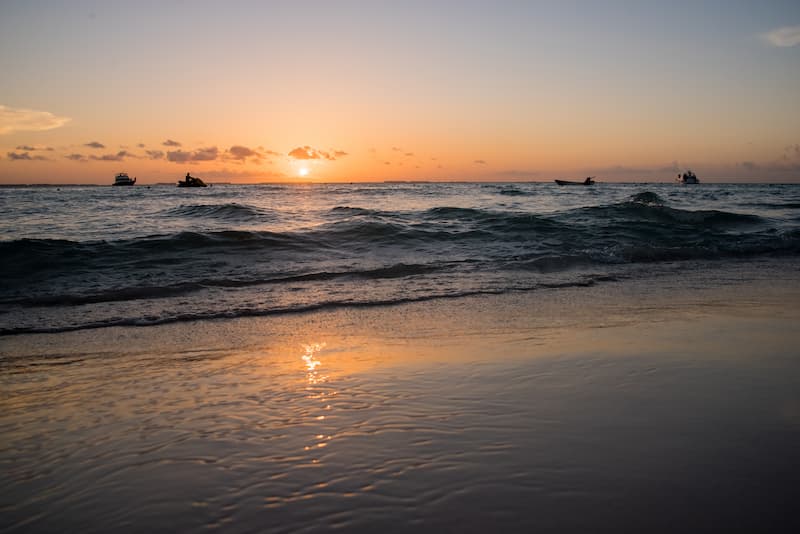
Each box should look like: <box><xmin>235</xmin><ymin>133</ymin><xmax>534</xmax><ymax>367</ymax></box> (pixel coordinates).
<box><xmin>1</xmin><ymin>182</ymin><xmax>799</xmax><ymax>334</ymax></box>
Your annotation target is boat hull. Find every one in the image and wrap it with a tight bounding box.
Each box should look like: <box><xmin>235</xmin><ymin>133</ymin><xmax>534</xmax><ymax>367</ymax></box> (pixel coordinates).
<box><xmin>555</xmin><ymin>179</ymin><xmax>594</xmax><ymax>186</ymax></box>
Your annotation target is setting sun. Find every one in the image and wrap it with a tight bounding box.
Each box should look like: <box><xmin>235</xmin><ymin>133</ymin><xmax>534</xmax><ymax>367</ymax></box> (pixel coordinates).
<box><xmin>298</xmin><ymin>167</ymin><xmax>309</xmax><ymax>177</ymax></box>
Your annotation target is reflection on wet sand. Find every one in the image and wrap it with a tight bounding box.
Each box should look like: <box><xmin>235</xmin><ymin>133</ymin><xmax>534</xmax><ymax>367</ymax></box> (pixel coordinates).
<box><xmin>301</xmin><ymin>342</ymin><xmax>334</xmax><ymax>455</ymax></box>
<box><xmin>302</xmin><ymin>342</ymin><xmax>326</xmax><ymax>381</ymax></box>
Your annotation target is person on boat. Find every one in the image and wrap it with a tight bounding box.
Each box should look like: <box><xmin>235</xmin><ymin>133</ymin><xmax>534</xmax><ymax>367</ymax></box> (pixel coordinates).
<box><xmin>584</xmin><ymin>177</ymin><xmax>592</xmax><ymax>184</ymax></box>
<box><xmin>185</xmin><ymin>172</ymin><xmax>192</xmax><ymax>184</ymax></box>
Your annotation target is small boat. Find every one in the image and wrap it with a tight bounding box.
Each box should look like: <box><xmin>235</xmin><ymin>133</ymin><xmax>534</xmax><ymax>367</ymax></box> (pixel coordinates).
<box><xmin>178</xmin><ymin>174</ymin><xmax>207</xmax><ymax>187</ymax></box>
<box><xmin>555</xmin><ymin>177</ymin><xmax>595</xmax><ymax>186</ymax></box>
<box><xmin>112</xmin><ymin>172</ymin><xmax>136</xmax><ymax>186</ymax></box>
<box><xmin>677</xmin><ymin>170</ymin><xmax>699</xmax><ymax>184</ymax></box>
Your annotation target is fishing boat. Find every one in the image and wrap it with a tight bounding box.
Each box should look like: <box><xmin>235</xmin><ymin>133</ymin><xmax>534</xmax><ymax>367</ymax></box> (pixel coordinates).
<box><xmin>677</xmin><ymin>170</ymin><xmax>699</xmax><ymax>184</ymax></box>
<box><xmin>112</xmin><ymin>172</ymin><xmax>136</xmax><ymax>186</ymax></box>
<box><xmin>555</xmin><ymin>177</ymin><xmax>595</xmax><ymax>186</ymax></box>
<box><xmin>178</xmin><ymin>173</ymin><xmax>208</xmax><ymax>187</ymax></box>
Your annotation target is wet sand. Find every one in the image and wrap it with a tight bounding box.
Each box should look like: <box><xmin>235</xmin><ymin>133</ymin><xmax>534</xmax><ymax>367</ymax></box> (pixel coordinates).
<box><xmin>2</xmin><ymin>262</ymin><xmax>800</xmax><ymax>533</ymax></box>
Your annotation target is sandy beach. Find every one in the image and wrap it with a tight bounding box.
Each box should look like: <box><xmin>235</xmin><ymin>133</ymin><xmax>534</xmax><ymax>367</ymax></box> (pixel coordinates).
<box><xmin>3</xmin><ymin>1</ymin><xmax>800</xmax><ymax>531</ymax></box>
<box><xmin>2</xmin><ymin>259</ymin><xmax>799</xmax><ymax>533</ymax></box>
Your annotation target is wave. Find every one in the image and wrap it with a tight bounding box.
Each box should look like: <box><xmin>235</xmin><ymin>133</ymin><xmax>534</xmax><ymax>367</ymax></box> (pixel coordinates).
<box><xmin>0</xmin><ymin>274</ymin><xmax>618</xmax><ymax>336</ymax></box>
<box><xmin>0</xmin><ymin>263</ymin><xmax>447</xmax><ymax>307</ymax></box>
<box><xmin>496</xmin><ymin>186</ymin><xmax>531</xmax><ymax>196</ymax></box>
<box><xmin>629</xmin><ymin>191</ymin><xmax>666</xmax><ymax>206</ymax></box>
<box><xmin>163</xmin><ymin>203</ymin><xmax>275</xmax><ymax>222</ymax></box>
<box><xmin>0</xmin><ymin>231</ymin><xmax>323</xmax><ymax>276</ymax></box>
<box><xmin>743</xmin><ymin>202</ymin><xmax>800</xmax><ymax>210</ymax></box>
<box><xmin>573</xmin><ymin>195</ymin><xmax>764</xmax><ymax>229</ymax></box>
<box><xmin>0</xmin><ymin>199</ymin><xmax>791</xmax><ymax>284</ymax></box>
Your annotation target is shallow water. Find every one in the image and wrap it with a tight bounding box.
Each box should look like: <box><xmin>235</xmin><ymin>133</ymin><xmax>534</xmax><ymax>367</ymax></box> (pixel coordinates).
<box><xmin>2</xmin><ymin>267</ymin><xmax>800</xmax><ymax>533</ymax></box>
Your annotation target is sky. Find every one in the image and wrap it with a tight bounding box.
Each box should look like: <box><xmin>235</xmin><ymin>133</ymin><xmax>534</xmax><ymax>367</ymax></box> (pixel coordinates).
<box><xmin>1</xmin><ymin>0</ymin><xmax>799</xmax><ymax>184</ymax></box>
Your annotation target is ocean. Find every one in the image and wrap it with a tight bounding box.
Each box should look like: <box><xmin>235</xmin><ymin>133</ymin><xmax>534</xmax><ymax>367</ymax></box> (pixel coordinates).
<box><xmin>1</xmin><ymin>182</ymin><xmax>799</xmax><ymax>335</ymax></box>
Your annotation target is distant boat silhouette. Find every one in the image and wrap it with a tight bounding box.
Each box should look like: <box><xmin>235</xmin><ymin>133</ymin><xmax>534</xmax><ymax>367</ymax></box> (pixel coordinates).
<box><xmin>112</xmin><ymin>172</ymin><xmax>136</xmax><ymax>186</ymax></box>
<box><xmin>555</xmin><ymin>177</ymin><xmax>595</xmax><ymax>186</ymax></box>
<box><xmin>677</xmin><ymin>171</ymin><xmax>699</xmax><ymax>184</ymax></box>
<box><xmin>178</xmin><ymin>173</ymin><xmax>207</xmax><ymax>187</ymax></box>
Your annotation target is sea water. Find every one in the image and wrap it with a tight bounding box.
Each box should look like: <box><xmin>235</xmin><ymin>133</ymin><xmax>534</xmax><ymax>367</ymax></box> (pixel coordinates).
<box><xmin>1</xmin><ymin>182</ymin><xmax>799</xmax><ymax>335</ymax></box>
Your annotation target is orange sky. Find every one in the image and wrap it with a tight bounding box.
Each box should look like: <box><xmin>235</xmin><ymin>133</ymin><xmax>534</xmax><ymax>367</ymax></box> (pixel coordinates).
<box><xmin>1</xmin><ymin>1</ymin><xmax>799</xmax><ymax>183</ymax></box>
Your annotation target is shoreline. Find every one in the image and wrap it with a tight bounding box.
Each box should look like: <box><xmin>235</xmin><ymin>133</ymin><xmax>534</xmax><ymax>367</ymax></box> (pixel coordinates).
<box><xmin>2</xmin><ymin>256</ymin><xmax>797</xmax><ymax>340</ymax></box>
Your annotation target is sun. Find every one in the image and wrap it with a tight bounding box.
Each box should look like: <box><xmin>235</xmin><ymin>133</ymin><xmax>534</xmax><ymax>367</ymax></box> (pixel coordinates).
<box><xmin>298</xmin><ymin>167</ymin><xmax>310</xmax><ymax>177</ymax></box>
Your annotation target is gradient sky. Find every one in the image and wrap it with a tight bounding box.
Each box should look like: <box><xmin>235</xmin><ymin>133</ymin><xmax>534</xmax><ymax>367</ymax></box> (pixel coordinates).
<box><xmin>1</xmin><ymin>0</ymin><xmax>799</xmax><ymax>183</ymax></box>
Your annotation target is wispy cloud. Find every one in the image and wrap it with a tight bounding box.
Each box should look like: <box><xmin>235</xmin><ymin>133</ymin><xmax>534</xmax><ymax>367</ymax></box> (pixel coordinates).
<box><xmin>89</xmin><ymin>150</ymin><xmax>135</xmax><ymax>162</ymax></box>
<box><xmin>288</xmin><ymin>145</ymin><xmax>347</xmax><ymax>161</ymax></box>
<box><xmin>65</xmin><ymin>153</ymin><xmax>87</xmax><ymax>162</ymax></box>
<box><xmin>225</xmin><ymin>145</ymin><xmax>270</xmax><ymax>163</ymax></box>
<box><xmin>145</xmin><ymin>149</ymin><xmax>165</xmax><ymax>160</ymax></box>
<box><xmin>6</xmin><ymin>151</ymin><xmax>50</xmax><ymax>161</ymax></box>
<box><xmin>162</xmin><ymin>139</ymin><xmax>182</xmax><ymax>147</ymax></box>
<box><xmin>0</xmin><ymin>105</ymin><xmax>71</xmax><ymax>135</ymax></box>
<box><xmin>85</xmin><ymin>141</ymin><xmax>105</xmax><ymax>149</ymax></box>
<box><xmin>166</xmin><ymin>146</ymin><xmax>218</xmax><ymax>163</ymax></box>
<box><xmin>16</xmin><ymin>144</ymin><xmax>54</xmax><ymax>151</ymax></box>
<box><xmin>474</xmin><ymin>159</ymin><xmax>487</xmax><ymax>165</ymax></box>
<box><xmin>762</xmin><ymin>25</ymin><xmax>800</xmax><ymax>47</ymax></box>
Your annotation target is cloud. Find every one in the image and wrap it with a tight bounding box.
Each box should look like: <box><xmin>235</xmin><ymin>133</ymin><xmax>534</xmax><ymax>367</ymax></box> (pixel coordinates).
<box><xmin>166</xmin><ymin>146</ymin><xmax>219</xmax><ymax>163</ymax></box>
<box><xmin>227</xmin><ymin>145</ymin><xmax>260</xmax><ymax>161</ymax></box>
<box><xmin>163</xmin><ymin>139</ymin><xmax>182</xmax><ymax>147</ymax></box>
<box><xmin>137</xmin><ymin>143</ymin><xmax>146</xmax><ymax>148</ymax></box>
<box><xmin>65</xmin><ymin>153</ymin><xmax>87</xmax><ymax>162</ymax></box>
<box><xmin>289</xmin><ymin>146</ymin><xmax>324</xmax><ymax>160</ymax></box>
<box><xmin>474</xmin><ymin>159</ymin><xmax>487</xmax><ymax>165</ymax></box>
<box><xmin>16</xmin><ymin>144</ymin><xmax>53</xmax><ymax>151</ymax></box>
<box><xmin>85</xmin><ymin>141</ymin><xmax>105</xmax><ymax>149</ymax></box>
<box><xmin>762</xmin><ymin>25</ymin><xmax>800</xmax><ymax>47</ymax></box>
<box><xmin>0</xmin><ymin>105</ymin><xmax>70</xmax><ymax>135</ymax></box>
<box><xmin>146</xmin><ymin>149</ymin><xmax>165</xmax><ymax>160</ymax></box>
<box><xmin>288</xmin><ymin>145</ymin><xmax>347</xmax><ymax>161</ymax></box>
<box><xmin>89</xmin><ymin>150</ymin><xmax>134</xmax><ymax>161</ymax></box>
<box><xmin>166</xmin><ymin>150</ymin><xmax>193</xmax><ymax>163</ymax></box>
<box><xmin>6</xmin><ymin>151</ymin><xmax>50</xmax><ymax>161</ymax></box>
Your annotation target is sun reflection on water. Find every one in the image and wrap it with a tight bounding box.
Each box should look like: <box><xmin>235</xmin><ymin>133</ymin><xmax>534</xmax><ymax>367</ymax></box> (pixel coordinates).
<box><xmin>302</xmin><ymin>342</ymin><xmax>326</xmax><ymax>383</ymax></box>
<box><xmin>301</xmin><ymin>342</ymin><xmax>334</xmax><ymax>455</ymax></box>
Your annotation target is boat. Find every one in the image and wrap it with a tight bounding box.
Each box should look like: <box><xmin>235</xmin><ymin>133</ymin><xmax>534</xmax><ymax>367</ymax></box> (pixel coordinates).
<box><xmin>677</xmin><ymin>170</ymin><xmax>699</xmax><ymax>184</ymax></box>
<box><xmin>555</xmin><ymin>177</ymin><xmax>595</xmax><ymax>186</ymax></box>
<box><xmin>178</xmin><ymin>173</ymin><xmax>208</xmax><ymax>187</ymax></box>
<box><xmin>112</xmin><ymin>172</ymin><xmax>136</xmax><ymax>186</ymax></box>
